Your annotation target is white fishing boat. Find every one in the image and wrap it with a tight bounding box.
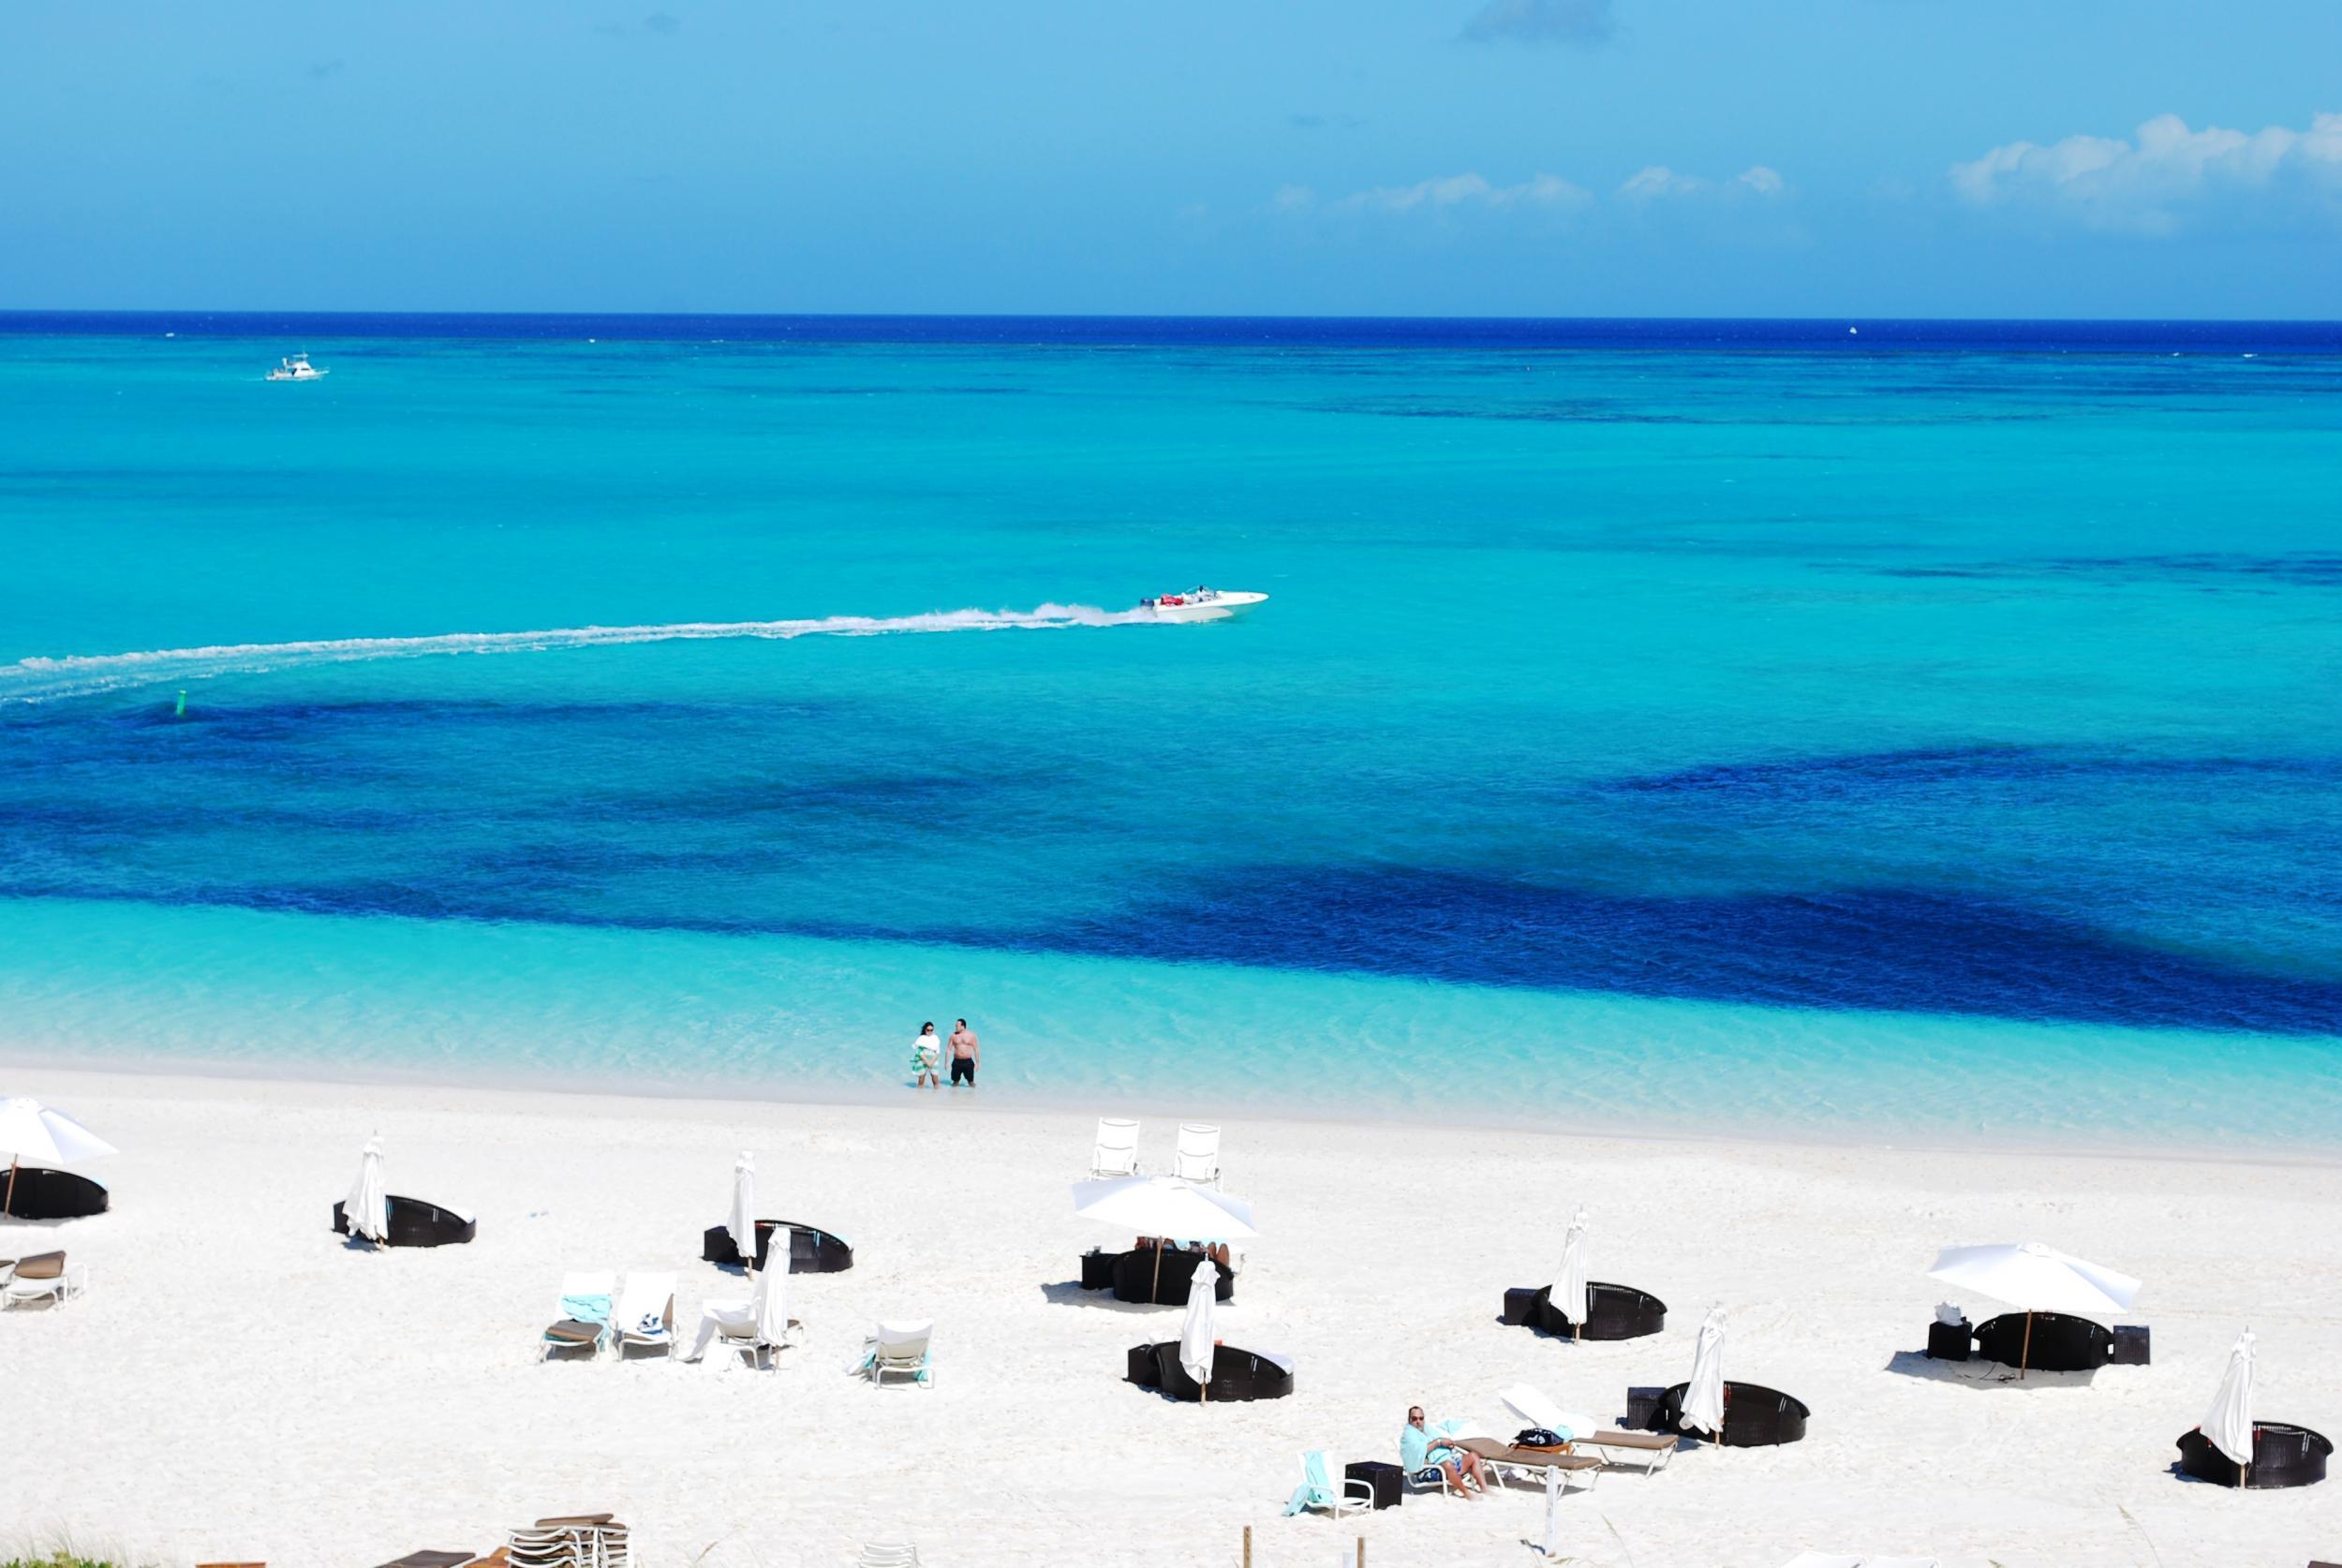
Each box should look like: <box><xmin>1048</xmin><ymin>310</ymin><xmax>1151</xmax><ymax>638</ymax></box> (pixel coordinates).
<box><xmin>1137</xmin><ymin>586</ymin><xmax>1267</xmax><ymax>622</ymax></box>
<box><xmin>265</xmin><ymin>353</ymin><xmax>327</xmax><ymax>382</ymax></box>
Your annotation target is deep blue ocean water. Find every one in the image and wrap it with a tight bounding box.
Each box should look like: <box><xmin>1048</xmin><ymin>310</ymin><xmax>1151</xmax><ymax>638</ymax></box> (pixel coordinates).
<box><xmin>3</xmin><ymin>315</ymin><xmax>2337</xmax><ymax>1146</ymax></box>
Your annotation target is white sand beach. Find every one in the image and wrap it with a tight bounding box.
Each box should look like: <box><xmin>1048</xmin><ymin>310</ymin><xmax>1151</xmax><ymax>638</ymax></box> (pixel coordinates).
<box><xmin>5</xmin><ymin>1065</ymin><xmax>2339</xmax><ymax>1568</ymax></box>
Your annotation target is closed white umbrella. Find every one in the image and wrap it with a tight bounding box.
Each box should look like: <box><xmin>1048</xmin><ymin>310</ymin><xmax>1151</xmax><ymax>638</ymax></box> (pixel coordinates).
<box><xmin>1179</xmin><ymin>1258</ymin><xmax>1220</xmax><ymax>1396</ymax></box>
<box><xmin>1927</xmin><ymin>1240</ymin><xmax>2141</xmax><ymax>1376</ymax></box>
<box><xmin>0</xmin><ymin>1097</ymin><xmax>118</xmax><ymax>1215</ymax></box>
<box><xmin>1551</xmin><ymin>1206</ymin><xmax>1593</xmax><ymax>1339</ymax></box>
<box><xmin>1680</xmin><ymin>1305</ymin><xmax>1727</xmax><ymax>1436</ymax></box>
<box><xmin>727</xmin><ymin>1150</ymin><xmax>757</xmax><ymax>1265</ymax></box>
<box><xmin>750</xmin><ymin>1247</ymin><xmax>793</xmax><ymax>1348</ymax></box>
<box><xmin>346</xmin><ymin>1135</ymin><xmax>390</xmax><ymax>1245</ymax></box>
<box><xmin>2201</xmin><ymin>1325</ymin><xmax>2256</xmax><ymax>1479</ymax></box>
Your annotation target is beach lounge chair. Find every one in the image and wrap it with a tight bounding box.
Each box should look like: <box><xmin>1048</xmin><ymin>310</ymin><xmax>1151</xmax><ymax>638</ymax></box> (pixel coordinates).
<box><xmin>690</xmin><ymin>1289</ymin><xmax>806</xmax><ymax>1371</ymax></box>
<box><xmin>1089</xmin><ymin>1117</ymin><xmax>1140</xmax><ymax>1178</ymax></box>
<box><xmin>538</xmin><ymin>1271</ymin><xmax>616</xmax><ymax>1362</ymax></box>
<box><xmin>0</xmin><ymin>1250</ymin><xmax>85</xmax><ymax>1309</ymax></box>
<box><xmin>610</xmin><ymin>1271</ymin><xmax>674</xmax><ymax>1358</ymax></box>
<box><xmin>1454</xmin><ymin>1436</ymin><xmax>1604</xmax><ymax>1494</ymax></box>
<box><xmin>1282</xmin><ymin>1449</ymin><xmax>1373</xmax><ymax>1520</ymax></box>
<box><xmin>853</xmin><ymin>1319</ymin><xmax>934</xmax><ymax>1387</ymax></box>
<box><xmin>1172</xmin><ymin>1122</ymin><xmax>1222</xmax><ymax>1185</ymax></box>
<box><xmin>1500</xmin><ymin>1382</ymin><xmax>1679</xmax><ymax>1475</ymax></box>
<box><xmin>856</xmin><ymin>1547</ymin><xmax>923</xmax><ymax>1567</ymax></box>
<box><xmin>506</xmin><ymin>1515</ymin><xmax>629</xmax><ymax>1568</ymax></box>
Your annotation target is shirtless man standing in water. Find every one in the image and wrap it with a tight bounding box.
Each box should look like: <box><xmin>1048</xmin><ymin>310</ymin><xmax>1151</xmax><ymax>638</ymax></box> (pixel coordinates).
<box><xmin>948</xmin><ymin>1018</ymin><xmax>980</xmax><ymax>1087</ymax></box>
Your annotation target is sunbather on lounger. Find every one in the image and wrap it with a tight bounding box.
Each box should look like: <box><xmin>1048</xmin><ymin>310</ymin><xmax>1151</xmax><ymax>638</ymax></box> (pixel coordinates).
<box><xmin>1403</xmin><ymin>1406</ymin><xmax>1490</xmax><ymax>1497</ymax></box>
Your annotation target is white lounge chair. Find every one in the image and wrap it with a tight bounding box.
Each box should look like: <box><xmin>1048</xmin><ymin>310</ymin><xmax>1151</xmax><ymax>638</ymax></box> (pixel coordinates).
<box><xmin>689</xmin><ymin>1265</ymin><xmax>806</xmax><ymax>1370</ymax></box>
<box><xmin>611</xmin><ymin>1270</ymin><xmax>675</xmax><ymax>1358</ymax></box>
<box><xmin>1282</xmin><ymin>1449</ymin><xmax>1373</xmax><ymax>1520</ymax></box>
<box><xmin>856</xmin><ymin>1546</ymin><xmax>923</xmax><ymax>1568</ymax></box>
<box><xmin>1089</xmin><ymin>1117</ymin><xmax>1140</xmax><ymax>1178</ymax></box>
<box><xmin>0</xmin><ymin>1251</ymin><xmax>84</xmax><ymax>1309</ymax></box>
<box><xmin>539</xmin><ymin>1270</ymin><xmax>617</xmax><ymax>1362</ymax></box>
<box><xmin>1172</xmin><ymin>1122</ymin><xmax>1222</xmax><ymax>1186</ymax></box>
<box><xmin>855</xmin><ymin>1318</ymin><xmax>933</xmax><ymax>1387</ymax></box>
<box><xmin>1500</xmin><ymin>1381</ymin><xmax>1679</xmax><ymax>1475</ymax></box>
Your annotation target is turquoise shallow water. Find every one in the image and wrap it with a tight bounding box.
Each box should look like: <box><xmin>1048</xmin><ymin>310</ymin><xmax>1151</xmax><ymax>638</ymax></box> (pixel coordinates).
<box><xmin>2</xmin><ymin>320</ymin><xmax>2338</xmax><ymax>1148</ymax></box>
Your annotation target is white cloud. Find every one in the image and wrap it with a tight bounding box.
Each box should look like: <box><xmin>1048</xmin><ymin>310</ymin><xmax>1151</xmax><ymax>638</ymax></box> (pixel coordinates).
<box><xmin>1297</xmin><ymin>171</ymin><xmax>1593</xmax><ymax>215</ymax></box>
<box><xmin>1951</xmin><ymin>111</ymin><xmax>2342</xmax><ymax>233</ymax></box>
<box><xmin>1459</xmin><ymin>0</ymin><xmax>1613</xmax><ymax>46</ymax></box>
<box><xmin>1618</xmin><ymin>164</ymin><xmax>1785</xmax><ymax>200</ymax></box>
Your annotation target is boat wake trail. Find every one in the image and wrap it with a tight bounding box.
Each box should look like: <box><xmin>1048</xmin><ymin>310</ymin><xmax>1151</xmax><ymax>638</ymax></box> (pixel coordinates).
<box><xmin>0</xmin><ymin>603</ymin><xmax>1156</xmax><ymax>705</ymax></box>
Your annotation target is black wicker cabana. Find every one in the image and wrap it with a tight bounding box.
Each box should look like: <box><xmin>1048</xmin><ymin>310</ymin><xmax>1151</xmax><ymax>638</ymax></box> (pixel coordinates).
<box><xmin>1502</xmin><ymin>1281</ymin><xmax>1667</xmax><ymax>1340</ymax></box>
<box><xmin>1125</xmin><ymin>1340</ymin><xmax>1293</xmax><ymax>1401</ymax></box>
<box><xmin>332</xmin><ymin>1195</ymin><xmax>476</xmax><ymax>1248</ymax></box>
<box><xmin>1973</xmin><ymin>1310</ymin><xmax>2113</xmax><ymax>1373</ymax></box>
<box><xmin>700</xmin><ymin>1219</ymin><xmax>855</xmax><ymax>1273</ymax></box>
<box><xmin>1646</xmin><ymin>1381</ymin><xmax>1809</xmax><ymax>1447</ymax></box>
<box><xmin>2176</xmin><ymin>1424</ymin><xmax>2331</xmax><ymax>1489</ymax></box>
<box><xmin>0</xmin><ymin>1165</ymin><xmax>108</xmax><ymax>1220</ymax></box>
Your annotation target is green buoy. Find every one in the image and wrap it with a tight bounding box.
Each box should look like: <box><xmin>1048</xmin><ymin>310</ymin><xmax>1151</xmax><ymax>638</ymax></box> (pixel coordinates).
<box><xmin>174</xmin><ymin>689</ymin><xmax>187</xmax><ymax>718</ymax></box>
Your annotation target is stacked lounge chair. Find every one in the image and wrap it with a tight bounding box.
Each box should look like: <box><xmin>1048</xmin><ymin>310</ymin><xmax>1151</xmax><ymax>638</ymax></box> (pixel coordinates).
<box><xmin>506</xmin><ymin>1515</ymin><xmax>629</xmax><ymax>1568</ymax></box>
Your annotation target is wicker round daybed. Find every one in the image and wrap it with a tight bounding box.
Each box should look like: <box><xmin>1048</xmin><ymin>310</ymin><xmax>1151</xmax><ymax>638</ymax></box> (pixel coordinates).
<box><xmin>700</xmin><ymin>1219</ymin><xmax>854</xmax><ymax>1273</ymax></box>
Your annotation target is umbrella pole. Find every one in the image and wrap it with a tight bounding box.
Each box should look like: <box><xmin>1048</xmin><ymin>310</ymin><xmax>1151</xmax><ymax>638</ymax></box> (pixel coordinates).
<box><xmin>2020</xmin><ymin>1310</ymin><xmax>2033</xmax><ymax>1380</ymax></box>
<box><xmin>1150</xmin><ymin>1243</ymin><xmax>1164</xmax><ymax>1303</ymax></box>
<box><xmin>4</xmin><ymin>1156</ymin><xmax>16</xmax><ymax>1218</ymax></box>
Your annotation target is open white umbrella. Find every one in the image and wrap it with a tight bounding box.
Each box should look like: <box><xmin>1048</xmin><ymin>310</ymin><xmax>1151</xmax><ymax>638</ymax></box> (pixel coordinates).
<box><xmin>1927</xmin><ymin>1240</ymin><xmax>2141</xmax><ymax>1376</ymax></box>
<box><xmin>1072</xmin><ymin>1174</ymin><xmax>1256</xmax><ymax>1302</ymax></box>
<box><xmin>345</xmin><ymin>1135</ymin><xmax>389</xmax><ymax>1245</ymax></box>
<box><xmin>727</xmin><ymin>1150</ymin><xmax>757</xmax><ymax>1265</ymax></box>
<box><xmin>0</xmin><ymin>1097</ymin><xmax>118</xmax><ymax>1216</ymax></box>
<box><xmin>2201</xmin><ymin>1325</ymin><xmax>2256</xmax><ymax>1479</ymax></box>
<box><xmin>1552</xmin><ymin>1206</ymin><xmax>1593</xmax><ymax>1339</ymax></box>
<box><xmin>1180</xmin><ymin>1258</ymin><xmax>1220</xmax><ymax>1398</ymax></box>
<box><xmin>1680</xmin><ymin>1305</ymin><xmax>1727</xmax><ymax>1436</ymax></box>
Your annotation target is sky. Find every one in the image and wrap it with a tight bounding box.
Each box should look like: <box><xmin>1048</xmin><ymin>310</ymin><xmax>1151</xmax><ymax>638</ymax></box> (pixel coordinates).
<box><xmin>4</xmin><ymin>1</ymin><xmax>2339</xmax><ymax>318</ymax></box>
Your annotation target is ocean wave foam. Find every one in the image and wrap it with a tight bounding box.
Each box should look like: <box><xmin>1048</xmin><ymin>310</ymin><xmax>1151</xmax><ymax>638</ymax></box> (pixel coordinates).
<box><xmin>0</xmin><ymin>603</ymin><xmax>1154</xmax><ymax>704</ymax></box>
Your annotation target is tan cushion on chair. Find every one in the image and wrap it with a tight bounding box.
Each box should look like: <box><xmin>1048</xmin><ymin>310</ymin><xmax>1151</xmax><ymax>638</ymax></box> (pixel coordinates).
<box><xmin>541</xmin><ymin>1320</ymin><xmax>601</xmax><ymax>1343</ymax></box>
<box><xmin>14</xmin><ymin>1252</ymin><xmax>63</xmax><ymax>1280</ymax></box>
<box><xmin>1589</xmin><ymin>1429</ymin><xmax>1676</xmax><ymax>1450</ymax></box>
<box><xmin>532</xmin><ymin>1515</ymin><xmax>615</xmax><ymax>1527</ymax></box>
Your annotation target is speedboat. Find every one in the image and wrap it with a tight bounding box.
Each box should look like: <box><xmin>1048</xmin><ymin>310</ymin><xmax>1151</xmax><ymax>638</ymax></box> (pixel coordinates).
<box><xmin>265</xmin><ymin>353</ymin><xmax>327</xmax><ymax>382</ymax></box>
<box><xmin>1137</xmin><ymin>586</ymin><xmax>1267</xmax><ymax>622</ymax></box>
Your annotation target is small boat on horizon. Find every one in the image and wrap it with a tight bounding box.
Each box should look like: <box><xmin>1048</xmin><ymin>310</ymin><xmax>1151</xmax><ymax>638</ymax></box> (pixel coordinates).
<box><xmin>265</xmin><ymin>353</ymin><xmax>327</xmax><ymax>382</ymax></box>
<box><xmin>1137</xmin><ymin>586</ymin><xmax>1267</xmax><ymax>622</ymax></box>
